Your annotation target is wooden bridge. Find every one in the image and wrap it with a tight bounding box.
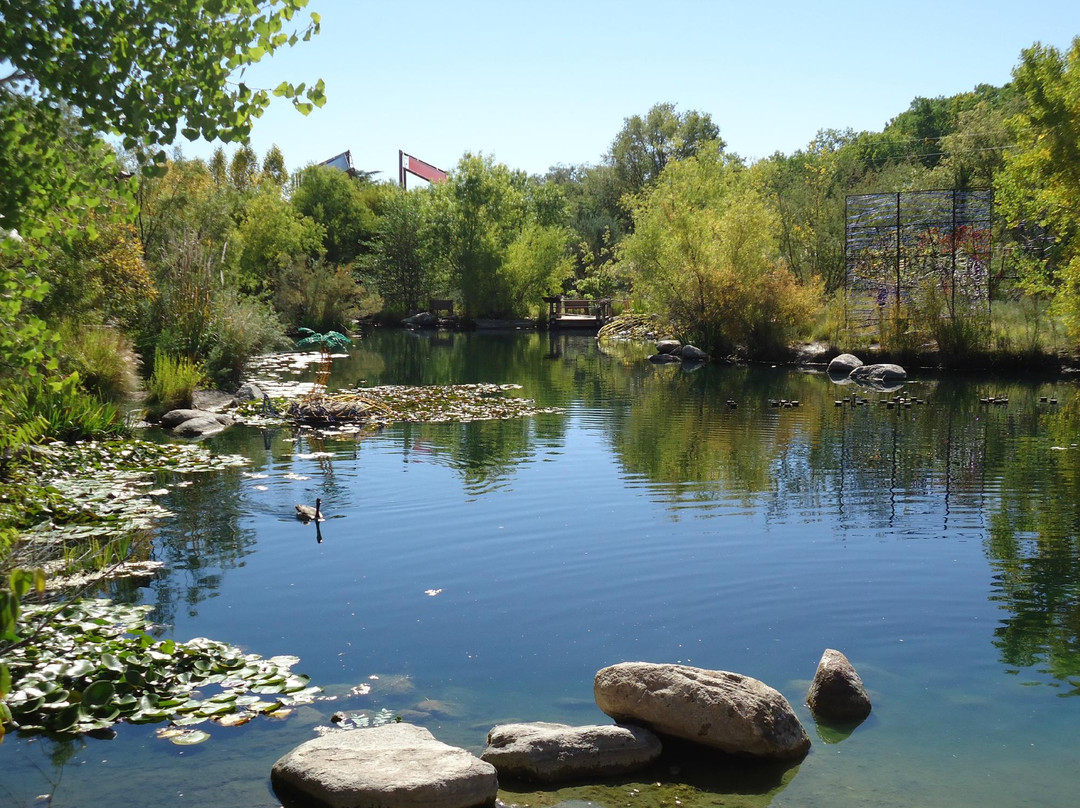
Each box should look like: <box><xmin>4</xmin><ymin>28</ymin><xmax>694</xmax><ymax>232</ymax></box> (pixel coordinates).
<box><xmin>543</xmin><ymin>296</ymin><xmax>614</xmax><ymax>330</ymax></box>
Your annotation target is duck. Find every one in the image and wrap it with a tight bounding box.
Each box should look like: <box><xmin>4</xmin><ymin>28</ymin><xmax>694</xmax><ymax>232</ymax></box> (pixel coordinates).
<box><xmin>295</xmin><ymin>498</ymin><xmax>325</xmax><ymax>523</ymax></box>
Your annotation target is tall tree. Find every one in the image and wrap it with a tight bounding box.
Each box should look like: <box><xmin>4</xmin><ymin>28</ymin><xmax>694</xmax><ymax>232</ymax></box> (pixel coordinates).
<box><xmin>607</xmin><ymin>103</ymin><xmax>723</xmax><ymax>198</ymax></box>
<box><xmin>997</xmin><ymin>37</ymin><xmax>1080</xmax><ymax>340</ymax></box>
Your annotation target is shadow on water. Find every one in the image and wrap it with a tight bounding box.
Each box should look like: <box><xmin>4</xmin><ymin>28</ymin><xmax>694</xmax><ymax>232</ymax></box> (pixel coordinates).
<box><xmin>497</xmin><ymin>739</ymin><xmax>802</xmax><ymax>808</ymax></box>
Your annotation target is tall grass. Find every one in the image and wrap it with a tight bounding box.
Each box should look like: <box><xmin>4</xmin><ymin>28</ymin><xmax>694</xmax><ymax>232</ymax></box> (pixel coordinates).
<box><xmin>59</xmin><ymin>322</ymin><xmax>140</xmax><ymax>402</ymax></box>
<box><xmin>144</xmin><ymin>352</ymin><xmax>204</xmax><ymax>420</ymax></box>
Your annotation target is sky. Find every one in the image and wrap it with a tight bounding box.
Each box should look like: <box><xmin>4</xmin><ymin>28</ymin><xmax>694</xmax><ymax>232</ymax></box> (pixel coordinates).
<box><xmin>182</xmin><ymin>0</ymin><xmax>1080</xmax><ymax>183</ymax></box>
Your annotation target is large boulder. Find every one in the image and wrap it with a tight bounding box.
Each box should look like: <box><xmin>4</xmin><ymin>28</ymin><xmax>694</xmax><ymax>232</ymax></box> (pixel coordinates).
<box><xmin>481</xmin><ymin>721</ymin><xmax>662</xmax><ymax>783</ymax></box>
<box><xmin>656</xmin><ymin>339</ymin><xmax>682</xmax><ymax>356</ymax></box>
<box><xmin>848</xmin><ymin>363</ymin><xmax>906</xmax><ymax>384</ymax></box>
<box><xmin>681</xmin><ymin>344</ymin><xmax>709</xmax><ymax>363</ymax></box>
<box><xmin>158</xmin><ymin>409</ymin><xmax>234</xmax><ymax>438</ymax></box>
<box><xmin>234</xmin><ymin>381</ymin><xmax>265</xmax><ymax>401</ymax></box>
<box><xmin>828</xmin><ymin>353</ymin><xmax>863</xmax><ymax>376</ymax></box>
<box><xmin>271</xmin><ymin>723</ymin><xmax>498</xmax><ymax>808</ymax></box>
<box><xmin>594</xmin><ymin>662</ymin><xmax>810</xmax><ymax>760</ymax></box>
<box><xmin>402</xmin><ymin>311</ymin><xmax>439</xmax><ymax>329</ymax></box>
<box><xmin>806</xmin><ymin>649</ymin><xmax>871</xmax><ymax>722</ymax></box>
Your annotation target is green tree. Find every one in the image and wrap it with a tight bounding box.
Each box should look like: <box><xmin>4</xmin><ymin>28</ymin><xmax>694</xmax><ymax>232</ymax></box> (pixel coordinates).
<box><xmin>262</xmin><ymin>144</ymin><xmax>289</xmax><ymax>186</ymax></box>
<box><xmin>619</xmin><ymin>146</ymin><xmax>819</xmax><ymax>356</ymax></box>
<box><xmin>360</xmin><ymin>188</ymin><xmax>434</xmax><ymax>313</ymax></box>
<box><xmin>228</xmin><ymin>183</ymin><xmax>324</xmax><ymax>294</ymax></box>
<box><xmin>426</xmin><ymin>153</ymin><xmax>530</xmax><ymax>316</ymax></box>
<box><xmin>291</xmin><ymin>165</ymin><xmax>382</xmax><ymax>265</ymax></box>
<box><xmin>607</xmin><ymin>103</ymin><xmax>723</xmax><ymax>199</ymax></box>
<box><xmin>996</xmin><ymin>37</ymin><xmax>1080</xmax><ymax>341</ymax></box>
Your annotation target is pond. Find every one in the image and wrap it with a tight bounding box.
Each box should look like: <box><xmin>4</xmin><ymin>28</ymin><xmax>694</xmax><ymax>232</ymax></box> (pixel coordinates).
<box><xmin>4</xmin><ymin>329</ymin><xmax>1080</xmax><ymax>808</ymax></box>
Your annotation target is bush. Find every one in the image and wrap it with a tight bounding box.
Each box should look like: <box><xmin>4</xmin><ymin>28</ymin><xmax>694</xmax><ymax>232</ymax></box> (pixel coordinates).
<box><xmin>59</xmin><ymin>322</ymin><xmax>140</xmax><ymax>402</ymax></box>
<box><xmin>7</xmin><ymin>377</ymin><xmax>129</xmax><ymax>443</ymax></box>
<box><xmin>205</xmin><ymin>290</ymin><xmax>289</xmax><ymax>388</ymax></box>
<box><xmin>144</xmin><ymin>352</ymin><xmax>204</xmax><ymax>420</ymax></box>
<box><xmin>274</xmin><ymin>259</ymin><xmax>378</xmax><ymax>332</ymax></box>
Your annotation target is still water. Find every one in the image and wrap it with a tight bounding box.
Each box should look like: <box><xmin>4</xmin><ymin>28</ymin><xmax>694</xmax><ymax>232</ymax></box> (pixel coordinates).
<box><xmin>4</xmin><ymin>329</ymin><xmax>1080</xmax><ymax>807</ymax></box>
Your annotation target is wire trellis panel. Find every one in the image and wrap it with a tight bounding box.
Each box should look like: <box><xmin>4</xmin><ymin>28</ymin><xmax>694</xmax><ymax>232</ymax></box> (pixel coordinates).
<box><xmin>845</xmin><ymin>190</ymin><xmax>993</xmax><ymax>334</ymax></box>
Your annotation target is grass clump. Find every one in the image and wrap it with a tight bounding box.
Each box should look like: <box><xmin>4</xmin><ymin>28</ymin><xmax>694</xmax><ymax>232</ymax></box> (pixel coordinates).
<box><xmin>144</xmin><ymin>352</ymin><xmax>204</xmax><ymax>420</ymax></box>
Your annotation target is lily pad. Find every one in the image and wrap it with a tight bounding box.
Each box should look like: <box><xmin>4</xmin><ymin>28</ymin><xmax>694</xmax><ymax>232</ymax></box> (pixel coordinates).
<box><xmin>169</xmin><ymin>729</ymin><xmax>211</xmax><ymax>746</ymax></box>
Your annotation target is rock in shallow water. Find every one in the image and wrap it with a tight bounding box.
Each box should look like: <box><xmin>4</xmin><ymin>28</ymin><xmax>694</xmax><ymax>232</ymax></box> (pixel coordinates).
<box><xmin>806</xmin><ymin>648</ymin><xmax>872</xmax><ymax>722</ymax></box>
<box><xmin>271</xmin><ymin>723</ymin><xmax>498</xmax><ymax>808</ymax></box>
<box><xmin>481</xmin><ymin>721</ymin><xmax>662</xmax><ymax>783</ymax></box>
<box><xmin>593</xmin><ymin>662</ymin><xmax>810</xmax><ymax>760</ymax></box>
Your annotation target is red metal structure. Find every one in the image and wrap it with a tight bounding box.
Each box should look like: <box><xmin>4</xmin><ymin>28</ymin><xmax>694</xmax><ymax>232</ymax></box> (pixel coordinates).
<box><xmin>399</xmin><ymin>151</ymin><xmax>448</xmax><ymax>188</ymax></box>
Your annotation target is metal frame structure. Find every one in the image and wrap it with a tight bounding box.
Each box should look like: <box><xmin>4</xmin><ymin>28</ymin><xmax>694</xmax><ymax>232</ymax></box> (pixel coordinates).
<box><xmin>844</xmin><ymin>189</ymin><xmax>993</xmax><ymax>334</ymax></box>
<box><xmin>398</xmin><ymin>151</ymin><xmax>448</xmax><ymax>189</ymax></box>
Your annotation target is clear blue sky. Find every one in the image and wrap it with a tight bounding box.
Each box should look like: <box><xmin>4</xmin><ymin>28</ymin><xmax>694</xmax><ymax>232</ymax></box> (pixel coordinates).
<box><xmin>183</xmin><ymin>0</ymin><xmax>1080</xmax><ymax>182</ymax></box>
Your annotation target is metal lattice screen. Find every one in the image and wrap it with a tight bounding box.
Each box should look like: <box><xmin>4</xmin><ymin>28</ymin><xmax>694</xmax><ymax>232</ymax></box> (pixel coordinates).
<box><xmin>845</xmin><ymin>190</ymin><xmax>993</xmax><ymax>334</ymax></box>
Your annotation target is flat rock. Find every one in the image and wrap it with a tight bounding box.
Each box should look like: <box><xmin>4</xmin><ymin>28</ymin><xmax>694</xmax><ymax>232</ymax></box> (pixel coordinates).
<box><xmin>648</xmin><ymin>353</ymin><xmax>681</xmax><ymax>364</ymax></box>
<box><xmin>594</xmin><ymin>662</ymin><xmax>810</xmax><ymax>760</ymax></box>
<box><xmin>271</xmin><ymin>723</ymin><xmax>498</xmax><ymax>808</ymax></box>
<box><xmin>806</xmin><ymin>649</ymin><xmax>871</xmax><ymax>722</ymax></box>
<box><xmin>827</xmin><ymin>353</ymin><xmax>863</xmax><ymax>375</ymax></box>
<box><xmin>481</xmin><ymin>721</ymin><xmax>662</xmax><ymax>783</ymax></box>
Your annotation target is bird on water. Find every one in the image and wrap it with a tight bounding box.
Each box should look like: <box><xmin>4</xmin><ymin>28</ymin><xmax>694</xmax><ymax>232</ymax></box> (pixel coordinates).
<box><xmin>295</xmin><ymin>497</ymin><xmax>324</xmax><ymax>523</ymax></box>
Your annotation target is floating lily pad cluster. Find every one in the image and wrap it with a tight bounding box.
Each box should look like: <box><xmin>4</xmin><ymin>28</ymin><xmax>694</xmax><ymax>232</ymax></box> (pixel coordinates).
<box><xmin>1</xmin><ymin>598</ymin><xmax>316</xmax><ymax>742</ymax></box>
<box><xmin>237</xmin><ymin>383</ymin><xmax>560</xmax><ymax>434</ymax></box>
<box><xmin>4</xmin><ymin>439</ymin><xmax>248</xmax><ymax>570</ymax></box>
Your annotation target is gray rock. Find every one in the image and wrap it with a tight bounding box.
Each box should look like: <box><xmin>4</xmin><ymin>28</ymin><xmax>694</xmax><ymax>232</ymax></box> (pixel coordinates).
<box><xmin>172</xmin><ymin>413</ymin><xmax>234</xmax><ymax>438</ymax></box>
<box><xmin>271</xmin><ymin>723</ymin><xmax>498</xmax><ymax>808</ymax></box>
<box><xmin>594</xmin><ymin>662</ymin><xmax>810</xmax><ymax>760</ymax></box>
<box><xmin>235</xmin><ymin>381</ymin><xmax>264</xmax><ymax>401</ymax></box>
<box><xmin>806</xmin><ymin>649</ymin><xmax>871</xmax><ymax>722</ymax></box>
<box><xmin>848</xmin><ymin>363</ymin><xmax>907</xmax><ymax>383</ymax></box>
<box><xmin>159</xmin><ymin>409</ymin><xmax>234</xmax><ymax>437</ymax></box>
<box><xmin>403</xmin><ymin>312</ymin><xmax>439</xmax><ymax>328</ymax></box>
<box><xmin>680</xmin><ymin>344</ymin><xmax>709</xmax><ymax>362</ymax></box>
<box><xmin>481</xmin><ymin>721</ymin><xmax>662</xmax><ymax>783</ymax></box>
<box><xmin>656</xmin><ymin>339</ymin><xmax>682</xmax><ymax>355</ymax></box>
<box><xmin>648</xmin><ymin>353</ymin><xmax>681</xmax><ymax>364</ymax></box>
<box><xmin>827</xmin><ymin>353</ymin><xmax>863</xmax><ymax>375</ymax></box>
<box><xmin>192</xmin><ymin>389</ymin><xmax>236</xmax><ymax>412</ymax></box>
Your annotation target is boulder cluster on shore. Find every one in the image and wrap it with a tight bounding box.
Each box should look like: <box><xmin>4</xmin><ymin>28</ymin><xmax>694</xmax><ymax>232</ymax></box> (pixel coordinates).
<box><xmin>270</xmin><ymin>651</ymin><xmax>871</xmax><ymax>808</ymax></box>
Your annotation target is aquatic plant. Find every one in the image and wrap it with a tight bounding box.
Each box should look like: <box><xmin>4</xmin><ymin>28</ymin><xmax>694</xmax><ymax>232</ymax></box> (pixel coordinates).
<box><xmin>1</xmin><ymin>598</ymin><xmax>317</xmax><ymax>743</ymax></box>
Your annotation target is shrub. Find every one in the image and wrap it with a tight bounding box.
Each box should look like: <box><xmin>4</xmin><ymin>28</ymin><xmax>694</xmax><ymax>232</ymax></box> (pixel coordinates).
<box><xmin>59</xmin><ymin>322</ymin><xmax>140</xmax><ymax>402</ymax></box>
<box><xmin>6</xmin><ymin>377</ymin><xmax>129</xmax><ymax>443</ymax></box>
<box><xmin>144</xmin><ymin>352</ymin><xmax>204</xmax><ymax>420</ymax></box>
<box><xmin>205</xmin><ymin>290</ymin><xmax>289</xmax><ymax>388</ymax></box>
<box><xmin>274</xmin><ymin>259</ymin><xmax>377</xmax><ymax>332</ymax></box>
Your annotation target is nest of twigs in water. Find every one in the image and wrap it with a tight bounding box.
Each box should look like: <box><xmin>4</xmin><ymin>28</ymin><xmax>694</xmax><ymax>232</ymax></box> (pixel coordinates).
<box><xmin>286</xmin><ymin>393</ymin><xmax>393</xmax><ymax>425</ymax></box>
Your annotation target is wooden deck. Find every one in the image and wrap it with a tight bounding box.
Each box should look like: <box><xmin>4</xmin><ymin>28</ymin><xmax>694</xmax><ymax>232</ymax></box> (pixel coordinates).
<box><xmin>543</xmin><ymin>297</ymin><xmax>613</xmax><ymax>330</ymax></box>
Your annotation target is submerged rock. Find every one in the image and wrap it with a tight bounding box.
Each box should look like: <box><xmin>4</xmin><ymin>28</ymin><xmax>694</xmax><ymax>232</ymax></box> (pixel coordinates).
<box><xmin>271</xmin><ymin>723</ymin><xmax>498</xmax><ymax>808</ymax></box>
<box><xmin>481</xmin><ymin>721</ymin><xmax>662</xmax><ymax>783</ymax></box>
<box><xmin>594</xmin><ymin>662</ymin><xmax>810</xmax><ymax>760</ymax></box>
<box><xmin>806</xmin><ymin>648</ymin><xmax>871</xmax><ymax>722</ymax></box>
